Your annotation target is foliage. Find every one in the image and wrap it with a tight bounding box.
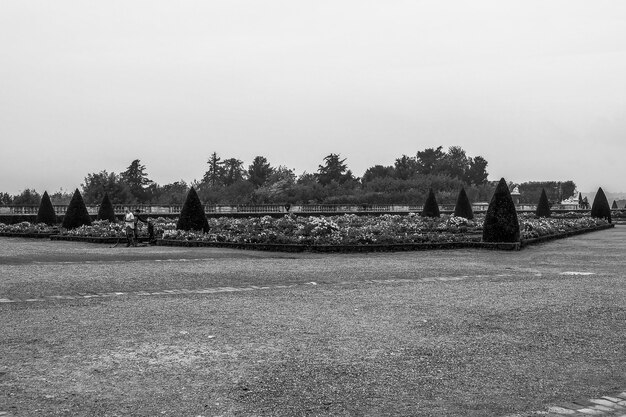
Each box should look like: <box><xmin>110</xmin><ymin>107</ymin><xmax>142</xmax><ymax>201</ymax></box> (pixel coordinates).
<box><xmin>248</xmin><ymin>156</ymin><xmax>274</xmax><ymax>187</ymax></box>
<box><xmin>517</xmin><ymin>181</ymin><xmax>577</xmax><ymax>204</ymax></box>
<box><xmin>0</xmin><ymin>221</ymin><xmax>56</xmax><ymax>234</ymax></box>
<box><xmin>535</xmin><ymin>188</ymin><xmax>551</xmax><ymax>218</ymax></box>
<box><xmin>483</xmin><ymin>178</ymin><xmax>520</xmax><ymax>243</ymax></box>
<box><xmin>12</xmin><ymin>189</ymin><xmax>41</xmax><ymax>205</ymax></box>
<box><xmin>62</xmin><ymin>189</ymin><xmax>92</xmax><ymax>229</ymax></box>
<box><xmin>203</xmin><ymin>152</ymin><xmax>225</xmax><ymax>187</ymax></box>
<box><xmin>612</xmin><ymin>200</ymin><xmax>618</xmax><ymax>209</ymax></box>
<box><xmin>97</xmin><ymin>193</ymin><xmax>117</xmax><ymax>222</ymax></box>
<box><xmin>82</xmin><ymin>170</ymin><xmax>132</xmax><ymax>204</ymax></box>
<box><xmin>454</xmin><ymin>188</ymin><xmax>474</xmax><ymax>220</ymax></box>
<box><xmin>151</xmin><ymin>181</ymin><xmax>190</xmax><ymax>205</ymax></box>
<box><xmin>415</xmin><ymin>146</ymin><xmax>445</xmax><ymax>176</ymax></box>
<box><xmin>316</xmin><ymin>154</ymin><xmax>354</xmax><ymax>186</ymax></box>
<box><xmin>177</xmin><ymin>187</ymin><xmax>209</xmax><ymax>232</ymax></box>
<box><xmin>120</xmin><ymin>159</ymin><xmax>153</xmax><ymax>203</ymax></box>
<box><xmin>222</xmin><ymin>158</ymin><xmax>245</xmax><ymax>186</ymax></box>
<box><xmin>520</xmin><ymin>214</ymin><xmax>607</xmax><ymax>239</ymax></box>
<box><xmin>0</xmin><ymin>192</ymin><xmax>12</xmax><ymax>205</ymax></box>
<box><xmin>155</xmin><ymin>214</ymin><xmax>606</xmax><ymax>246</ymax></box>
<box><xmin>36</xmin><ymin>191</ymin><xmax>57</xmax><ymax>225</ymax></box>
<box><xmin>590</xmin><ymin>187</ymin><xmax>611</xmax><ymax>223</ymax></box>
<box><xmin>421</xmin><ymin>189</ymin><xmax>440</xmax><ymax>218</ymax></box>
<box><xmin>362</xmin><ymin>165</ymin><xmax>395</xmax><ymax>183</ymax></box>
<box><xmin>31</xmin><ymin>212</ymin><xmax>609</xmax><ymax>247</ymax></box>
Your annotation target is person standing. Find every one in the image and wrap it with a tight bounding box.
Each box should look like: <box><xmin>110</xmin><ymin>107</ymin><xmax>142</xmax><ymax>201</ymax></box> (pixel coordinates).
<box><xmin>133</xmin><ymin>209</ymin><xmax>151</xmax><ymax>244</ymax></box>
<box><xmin>124</xmin><ymin>208</ymin><xmax>135</xmax><ymax>247</ymax></box>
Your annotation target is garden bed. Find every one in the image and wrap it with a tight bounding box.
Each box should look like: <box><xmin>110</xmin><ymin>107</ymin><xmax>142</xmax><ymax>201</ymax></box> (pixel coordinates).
<box><xmin>0</xmin><ymin>215</ymin><xmax>614</xmax><ymax>252</ymax></box>
<box><xmin>520</xmin><ymin>223</ymin><xmax>615</xmax><ymax>247</ymax></box>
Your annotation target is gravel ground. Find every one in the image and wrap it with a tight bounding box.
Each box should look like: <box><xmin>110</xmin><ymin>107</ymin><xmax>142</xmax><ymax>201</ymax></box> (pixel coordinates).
<box><xmin>1</xmin><ymin>226</ymin><xmax>625</xmax><ymax>416</ymax></box>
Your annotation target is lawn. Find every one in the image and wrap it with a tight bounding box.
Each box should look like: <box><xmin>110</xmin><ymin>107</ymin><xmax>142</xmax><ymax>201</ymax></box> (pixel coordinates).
<box><xmin>1</xmin><ymin>226</ymin><xmax>625</xmax><ymax>416</ymax></box>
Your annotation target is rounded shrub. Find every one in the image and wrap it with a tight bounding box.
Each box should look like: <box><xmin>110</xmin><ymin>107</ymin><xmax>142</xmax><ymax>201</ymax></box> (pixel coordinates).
<box><xmin>421</xmin><ymin>188</ymin><xmax>440</xmax><ymax>218</ymax></box>
<box><xmin>177</xmin><ymin>187</ymin><xmax>209</xmax><ymax>232</ymax></box>
<box><xmin>483</xmin><ymin>178</ymin><xmax>520</xmax><ymax>243</ymax></box>
<box><xmin>590</xmin><ymin>187</ymin><xmax>611</xmax><ymax>223</ymax></box>
<box><xmin>535</xmin><ymin>188</ymin><xmax>551</xmax><ymax>218</ymax></box>
<box><xmin>453</xmin><ymin>187</ymin><xmax>474</xmax><ymax>220</ymax></box>
<box><xmin>97</xmin><ymin>193</ymin><xmax>117</xmax><ymax>222</ymax></box>
<box><xmin>36</xmin><ymin>191</ymin><xmax>57</xmax><ymax>225</ymax></box>
<box><xmin>62</xmin><ymin>189</ymin><xmax>92</xmax><ymax>229</ymax></box>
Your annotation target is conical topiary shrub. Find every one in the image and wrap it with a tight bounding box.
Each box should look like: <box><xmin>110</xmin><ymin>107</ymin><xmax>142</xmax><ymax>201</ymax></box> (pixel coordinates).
<box><xmin>36</xmin><ymin>191</ymin><xmax>57</xmax><ymax>225</ymax></box>
<box><xmin>483</xmin><ymin>178</ymin><xmax>520</xmax><ymax>243</ymax></box>
<box><xmin>62</xmin><ymin>189</ymin><xmax>92</xmax><ymax>229</ymax></box>
<box><xmin>176</xmin><ymin>187</ymin><xmax>209</xmax><ymax>232</ymax></box>
<box><xmin>453</xmin><ymin>187</ymin><xmax>474</xmax><ymax>220</ymax></box>
<box><xmin>612</xmin><ymin>200</ymin><xmax>618</xmax><ymax>209</ymax></box>
<box><xmin>535</xmin><ymin>188</ymin><xmax>551</xmax><ymax>218</ymax></box>
<box><xmin>421</xmin><ymin>188</ymin><xmax>440</xmax><ymax>218</ymax></box>
<box><xmin>97</xmin><ymin>192</ymin><xmax>117</xmax><ymax>222</ymax></box>
<box><xmin>590</xmin><ymin>187</ymin><xmax>611</xmax><ymax>223</ymax></box>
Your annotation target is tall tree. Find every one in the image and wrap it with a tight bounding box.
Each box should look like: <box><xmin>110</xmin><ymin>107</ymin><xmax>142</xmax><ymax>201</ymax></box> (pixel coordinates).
<box><xmin>0</xmin><ymin>192</ymin><xmax>12</xmax><ymax>205</ymax></box>
<box><xmin>82</xmin><ymin>170</ymin><xmax>132</xmax><ymax>204</ymax></box>
<box><xmin>316</xmin><ymin>154</ymin><xmax>353</xmax><ymax>186</ymax></box>
<box><xmin>120</xmin><ymin>159</ymin><xmax>153</xmax><ymax>203</ymax></box>
<box><xmin>415</xmin><ymin>146</ymin><xmax>445</xmax><ymax>175</ymax></box>
<box><xmin>362</xmin><ymin>165</ymin><xmax>395</xmax><ymax>183</ymax></box>
<box><xmin>13</xmin><ymin>189</ymin><xmax>41</xmax><ymax>205</ymax></box>
<box><xmin>203</xmin><ymin>152</ymin><xmax>225</xmax><ymax>187</ymax></box>
<box><xmin>464</xmin><ymin>156</ymin><xmax>489</xmax><ymax>185</ymax></box>
<box><xmin>155</xmin><ymin>181</ymin><xmax>189</xmax><ymax>205</ymax></box>
<box><xmin>222</xmin><ymin>158</ymin><xmax>245</xmax><ymax>186</ymax></box>
<box><xmin>247</xmin><ymin>156</ymin><xmax>274</xmax><ymax>187</ymax></box>
<box><xmin>440</xmin><ymin>146</ymin><xmax>469</xmax><ymax>180</ymax></box>
<box><xmin>394</xmin><ymin>156</ymin><xmax>418</xmax><ymax>180</ymax></box>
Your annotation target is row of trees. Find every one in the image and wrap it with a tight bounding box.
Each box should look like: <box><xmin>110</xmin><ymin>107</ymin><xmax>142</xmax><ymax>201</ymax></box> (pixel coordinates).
<box><xmin>1</xmin><ymin>146</ymin><xmax>582</xmax><ymax>206</ymax></box>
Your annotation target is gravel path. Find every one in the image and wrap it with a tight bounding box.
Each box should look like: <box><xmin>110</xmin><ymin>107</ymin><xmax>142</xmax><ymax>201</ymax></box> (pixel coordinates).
<box><xmin>1</xmin><ymin>226</ymin><xmax>625</xmax><ymax>416</ymax></box>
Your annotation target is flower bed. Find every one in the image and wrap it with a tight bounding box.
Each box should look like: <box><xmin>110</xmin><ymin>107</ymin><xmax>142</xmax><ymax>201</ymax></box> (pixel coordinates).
<box><xmin>161</xmin><ymin>214</ymin><xmax>483</xmax><ymax>246</ymax></box>
<box><xmin>0</xmin><ymin>214</ymin><xmax>613</xmax><ymax>251</ymax></box>
<box><xmin>0</xmin><ymin>221</ymin><xmax>58</xmax><ymax>238</ymax></box>
<box><xmin>518</xmin><ymin>213</ymin><xmax>609</xmax><ymax>240</ymax></box>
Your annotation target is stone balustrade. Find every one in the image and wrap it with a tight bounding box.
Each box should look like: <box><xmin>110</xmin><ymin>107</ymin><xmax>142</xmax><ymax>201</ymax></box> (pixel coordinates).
<box><xmin>0</xmin><ymin>202</ymin><xmax>586</xmax><ymax>216</ymax></box>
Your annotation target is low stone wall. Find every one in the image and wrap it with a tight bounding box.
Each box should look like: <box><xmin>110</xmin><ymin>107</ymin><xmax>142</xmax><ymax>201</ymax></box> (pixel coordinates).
<box><xmin>155</xmin><ymin>239</ymin><xmax>521</xmax><ymax>252</ymax></box>
<box><xmin>0</xmin><ymin>232</ymin><xmax>55</xmax><ymax>239</ymax></box>
<box><xmin>49</xmin><ymin>235</ymin><xmax>150</xmax><ymax>244</ymax></box>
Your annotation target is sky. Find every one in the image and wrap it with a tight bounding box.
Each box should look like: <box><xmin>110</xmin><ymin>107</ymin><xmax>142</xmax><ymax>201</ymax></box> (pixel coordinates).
<box><xmin>1</xmin><ymin>0</ymin><xmax>625</xmax><ymax>196</ymax></box>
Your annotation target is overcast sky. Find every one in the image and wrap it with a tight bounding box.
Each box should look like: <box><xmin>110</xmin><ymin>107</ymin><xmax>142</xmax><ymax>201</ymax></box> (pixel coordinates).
<box><xmin>1</xmin><ymin>0</ymin><xmax>625</xmax><ymax>196</ymax></box>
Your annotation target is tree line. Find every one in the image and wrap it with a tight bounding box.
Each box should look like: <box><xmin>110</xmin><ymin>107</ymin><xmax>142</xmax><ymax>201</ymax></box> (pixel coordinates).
<box><xmin>0</xmin><ymin>146</ymin><xmax>577</xmax><ymax>206</ymax></box>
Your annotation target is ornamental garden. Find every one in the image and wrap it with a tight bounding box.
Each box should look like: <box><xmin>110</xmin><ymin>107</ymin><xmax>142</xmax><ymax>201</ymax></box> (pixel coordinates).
<box><xmin>0</xmin><ymin>179</ymin><xmax>616</xmax><ymax>252</ymax></box>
